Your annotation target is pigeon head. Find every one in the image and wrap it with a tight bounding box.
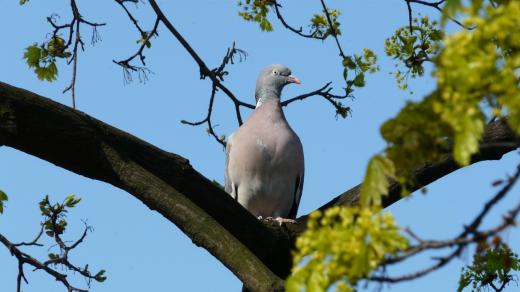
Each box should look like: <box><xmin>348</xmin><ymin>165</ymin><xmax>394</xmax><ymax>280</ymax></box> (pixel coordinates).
<box><xmin>255</xmin><ymin>64</ymin><xmax>300</xmax><ymax>104</ymax></box>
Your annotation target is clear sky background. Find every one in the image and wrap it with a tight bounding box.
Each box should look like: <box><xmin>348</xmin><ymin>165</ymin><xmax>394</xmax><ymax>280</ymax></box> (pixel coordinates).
<box><xmin>1</xmin><ymin>1</ymin><xmax>518</xmax><ymax>291</ymax></box>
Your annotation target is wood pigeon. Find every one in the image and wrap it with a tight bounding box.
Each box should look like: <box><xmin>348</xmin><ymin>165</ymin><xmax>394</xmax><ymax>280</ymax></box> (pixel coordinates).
<box><xmin>225</xmin><ymin>64</ymin><xmax>305</xmax><ymax>220</ymax></box>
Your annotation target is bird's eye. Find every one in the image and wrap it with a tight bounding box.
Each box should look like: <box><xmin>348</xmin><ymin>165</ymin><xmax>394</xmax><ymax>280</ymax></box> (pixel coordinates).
<box><xmin>273</xmin><ymin>70</ymin><xmax>279</xmax><ymax>75</ymax></box>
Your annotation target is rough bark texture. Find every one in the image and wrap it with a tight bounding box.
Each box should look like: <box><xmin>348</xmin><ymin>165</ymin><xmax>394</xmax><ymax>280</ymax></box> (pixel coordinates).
<box><xmin>0</xmin><ymin>81</ymin><xmax>287</xmax><ymax>292</ymax></box>
<box><xmin>289</xmin><ymin>120</ymin><xmax>520</xmax><ymax>235</ymax></box>
<box><xmin>1</xmin><ymin>81</ymin><xmax>518</xmax><ymax>290</ymax></box>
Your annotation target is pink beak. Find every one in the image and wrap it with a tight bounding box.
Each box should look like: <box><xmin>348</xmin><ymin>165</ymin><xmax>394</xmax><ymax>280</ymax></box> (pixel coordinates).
<box><xmin>287</xmin><ymin>75</ymin><xmax>301</xmax><ymax>84</ymax></box>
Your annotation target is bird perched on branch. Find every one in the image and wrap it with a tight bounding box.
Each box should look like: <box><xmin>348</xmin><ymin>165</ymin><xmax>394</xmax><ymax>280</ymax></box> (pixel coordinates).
<box><xmin>225</xmin><ymin>64</ymin><xmax>305</xmax><ymax>221</ymax></box>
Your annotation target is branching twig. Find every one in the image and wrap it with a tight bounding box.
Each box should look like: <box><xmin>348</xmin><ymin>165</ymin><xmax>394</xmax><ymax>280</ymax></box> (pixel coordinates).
<box><xmin>46</xmin><ymin>0</ymin><xmax>106</xmax><ymax>109</ymax></box>
<box><xmin>63</xmin><ymin>17</ymin><xmax>81</xmax><ymax>108</ymax></box>
<box><xmin>405</xmin><ymin>0</ymin><xmax>472</xmax><ymax>30</ymax></box>
<box><xmin>181</xmin><ymin>42</ymin><xmax>253</xmax><ymax>146</ymax></box>
<box><xmin>370</xmin><ymin>164</ymin><xmax>520</xmax><ymax>283</ymax></box>
<box><xmin>273</xmin><ymin>1</ymin><xmax>325</xmax><ymax>40</ymax></box>
<box><xmin>13</xmin><ymin>224</ymin><xmax>44</xmax><ymax>247</ymax></box>
<box><xmin>212</xmin><ymin>42</ymin><xmax>248</xmax><ymax>81</ymax></box>
<box><xmin>281</xmin><ymin>82</ymin><xmax>352</xmax><ymax>118</ymax></box>
<box><xmin>114</xmin><ymin>0</ymin><xmax>145</xmax><ymax>35</ymax></box>
<box><xmin>181</xmin><ymin>84</ymin><xmax>226</xmax><ymax>148</ymax></box>
<box><xmin>0</xmin><ymin>232</ymin><xmax>88</xmax><ymax>292</ymax></box>
<box><xmin>113</xmin><ymin>16</ymin><xmax>160</xmax><ymax>78</ymax></box>
<box><xmin>0</xmin><ymin>195</ymin><xmax>105</xmax><ymax>292</ymax></box>
<box><xmin>319</xmin><ymin>0</ymin><xmax>346</xmax><ymax>59</ymax></box>
<box><xmin>148</xmin><ymin>0</ymin><xmax>255</xmax><ymax>126</ymax></box>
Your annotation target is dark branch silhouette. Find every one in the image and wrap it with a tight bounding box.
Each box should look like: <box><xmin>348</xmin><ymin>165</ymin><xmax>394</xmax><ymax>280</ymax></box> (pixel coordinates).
<box><xmin>47</xmin><ymin>0</ymin><xmax>106</xmax><ymax>108</ymax></box>
<box><xmin>370</xmin><ymin>165</ymin><xmax>520</xmax><ymax>282</ymax></box>
<box><xmin>2</xmin><ymin>1</ymin><xmax>519</xmax><ymax>291</ymax></box>
<box><xmin>0</xmin><ymin>196</ymin><xmax>104</xmax><ymax>292</ymax></box>
<box><xmin>1</xmin><ymin>81</ymin><xmax>518</xmax><ymax>290</ymax></box>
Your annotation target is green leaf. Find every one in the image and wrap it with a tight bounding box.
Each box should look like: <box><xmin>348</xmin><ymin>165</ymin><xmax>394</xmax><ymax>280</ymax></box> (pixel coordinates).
<box><xmin>0</xmin><ymin>190</ymin><xmax>7</xmax><ymax>202</ymax></box>
<box><xmin>360</xmin><ymin>155</ymin><xmax>395</xmax><ymax>207</ymax></box>
<box><xmin>64</xmin><ymin>194</ymin><xmax>81</xmax><ymax>208</ymax></box>
<box><xmin>23</xmin><ymin>45</ymin><xmax>41</xmax><ymax>68</ymax></box>
<box><xmin>342</xmin><ymin>56</ymin><xmax>356</xmax><ymax>70</ymax></box>
<box><xmin>48</xmin><ymin>253</ymin><xmax>60</xmax><ymax>260</ymax></box>
<box><xmin>452</xmin><ymin>114</ymin><xmax>484</xmax><ymax>165</ymax></box>
<box><xmin>287</xmin><ymin>207</ymin><xmax>407</xmax><ymax>291</ymax></box>
<box><xmin>353</xmin><ymin>73</ymin><xmax>365</xmax><ymax>87</ymax></box>
<box><xmin>47</xmin><ymin>36</ymin><xmax>69</xmax><ymax>58</ymax></box>
<box><xmin>35</xmin><ymin>62</ymin><xmax>58</xmax><ymax>82</ymax></box>
<box><xmin>457</xmin><ymin>271</ymin><xmax>471</xmax><ymax>292</ymax></box>
<box><xmin>0</xmin><ymin>190</ymin><xmax>8</xmax><ymax>214</ymax></box>
<box><xmin>95</xmin><ymin>269</ymin><xmax>107</xmax><ymax>282</ymax></box>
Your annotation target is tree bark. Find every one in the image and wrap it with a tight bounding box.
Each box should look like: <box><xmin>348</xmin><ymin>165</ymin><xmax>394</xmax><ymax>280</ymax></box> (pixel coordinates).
<box><xmin>0</xmin><ymin>81</ymin><xmax>287</xmax><ymax>292</ymax></box>
<box><xmin>289</xmin><ymin>120</ymin><xmax>520</xmax><ymax>234</ymax></box>
<box><xmin>1</xmin><ymin>81</ymin><xmax>518</xmax><ymax>290</ymax></box>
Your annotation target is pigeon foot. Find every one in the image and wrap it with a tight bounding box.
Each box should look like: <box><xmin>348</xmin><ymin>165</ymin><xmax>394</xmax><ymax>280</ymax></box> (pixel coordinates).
<box><xmin>262</xmin><ymin>216</ymin><xmax>296</xmax><ymax>226</ymax></box>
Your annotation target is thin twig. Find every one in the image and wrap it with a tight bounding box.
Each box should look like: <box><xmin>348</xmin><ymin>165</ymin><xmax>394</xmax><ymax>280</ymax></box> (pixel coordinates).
<box><xmin>182</xmin><ymin>84</ymin><xmax>226</xmax><ymax>147</ymax></box>
<box><xmin>13</xmin><ymin>224</ymin><xmax>44</xmax><ymax>247</ymax></box>
<box><xmin>406</xmin><ymin>0</ymin><xmax>473</xmax><ymax>29</ymax></box>
<box><xmin>0</xmin><ymin>233</ymin><xmax>87</xmax><ymax>292</ymax></box>
<box><xmin>181</xmin><ymin>42</ymin><xmax>252</xmax><ymax>147</ymax></box>
<box><xmin>114</xmin><ymin>0</ymin><xmax>145</xmax><ymax>35</ymax></box>
<box><xmin>371</xmin><ymin>164</ymin><xmax>520</xmax><ymax>283</ymax></box>
<box><xmin>148</xmin><ymin>0</ymin><xmax>254</xmax><ymax>126</ymax></box>
<box><xmin>114</xmin><ymin>17</ymin><xmax>160</xmax><ymax>69</ymax></box>
<box><xmin>319</xmin><ymin>0</ymin><xmax>346</xmax><ymax>59</ymax></box>
<box><xmin>46</xmin><ymin>0</ymin><xmax>105</xmax><ymax>109</ymax></box>
<box><xmin>281</xmin><ymin>82</ymin><xmax>332</xmax><ymax>106</ymax></box>
<box><xmin>273</xmin><ymin>1</ymin><xmax>325</xmax><ymax>40</ymax></box>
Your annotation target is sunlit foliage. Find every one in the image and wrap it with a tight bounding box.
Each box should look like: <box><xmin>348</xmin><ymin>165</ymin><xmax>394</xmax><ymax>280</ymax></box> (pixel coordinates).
<box><xmin>0</xmin><ymin>190</ymin><xmax>7</xmax><ymax>214</ymax></box>
<box><xmin>286</xmin><ymin>207</ymin><xmax>407</xmax><ymax>292</ymax></box>
<box><xmin>309</xmin><ymin>8</ymin><xmax>341</xmax><ymax>39</ymax></box>
<box><xmin>237</xmin><ymin>0</ymin><xmax>275</xmax><ymax>31</ymax></box>
<box><xmin>289</xmin><ymin>0</ymin><xmax>520</xmax><ymax>290</ymax></box>
<box><xmin>458</xmin><ymin>242</ymin><xmax>520</xmax><ymax>292</ymax></box>
<box><xmin>23</xmin><ymin>36</ymin><xmax>71</xmax><ymax>82</ymax></box>
<box><xmin>385</xmin><ymin>16</ymin><xmax>443</xmax><ymax>91</ymax></box>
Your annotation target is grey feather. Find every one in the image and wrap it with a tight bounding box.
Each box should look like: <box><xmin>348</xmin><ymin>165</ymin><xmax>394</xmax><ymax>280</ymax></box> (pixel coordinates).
<box><xmin>224</xmin><ymin>64</ymin><xmax>304</xmax><ymax>218</ymax></box>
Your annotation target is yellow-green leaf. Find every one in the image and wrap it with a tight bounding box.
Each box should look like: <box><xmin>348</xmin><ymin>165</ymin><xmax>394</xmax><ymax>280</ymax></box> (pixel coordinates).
<box><xmin>360</xmin><ymin>155</ymin><xmax>395</xmax><ymax>207</ymax></box>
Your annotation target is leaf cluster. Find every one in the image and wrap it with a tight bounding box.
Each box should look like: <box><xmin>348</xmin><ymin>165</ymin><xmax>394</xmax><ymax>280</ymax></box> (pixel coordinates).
<box><xmin>287</xmin><ymin>207</ymin><xmax>408</xmax><ymax>291</ymax></box>
<box><xmin>39</xmin><ymin>194</ymin><xmax>81</xmax><ymax>237</ymax></box>
<box><xmin>0</xmin><ymin>190</ymin><xmax>7</xmax><ymax>214</ymax></box>
<box><xmin>291</xmin><ymin>1</ymin><xmax>520</xmax><ymax>290</ymax></box>
<box><xmin>309</xmin><ymin>9</ymin><xmax>341</xmax><ymax>39</ymax></box>
<box><xmin>23</xmin><ymin>36</ymin><xmax>71</xmax><ymax>82</ymax></box>
<box><xmin>340</xmin><ymin>49</ymin><xmax>380</xmax><ymax>107</ymax></box>
<box><xmin>362</xmin><ymin>0</ymin><xmax>520</xmax><ymax>209</ymax></box>
<box><xmin>385</xmin><ymin>16</ymin><xmax>443</xmax><ymax>91</ymax></box>
<box><xmin>238</xmin><ymin>0</ymin><xmax>275</xmax><ymax>31</ymax></box>
<box><xmin>38</xmin><ymin>195</ymin><xmax>107</xmax><ymax>284</ymax></box>
<box><xmin>458</xmin><ymin>242</ymin><xmax>520</xmax><ymax>292</ymax></box>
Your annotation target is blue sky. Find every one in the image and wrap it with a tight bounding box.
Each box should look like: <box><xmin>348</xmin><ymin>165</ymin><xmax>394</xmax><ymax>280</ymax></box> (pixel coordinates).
<box><xmin>1</xmin><ymin>1</ymin><xmax>518</xmax><ymax>291</ymax></box>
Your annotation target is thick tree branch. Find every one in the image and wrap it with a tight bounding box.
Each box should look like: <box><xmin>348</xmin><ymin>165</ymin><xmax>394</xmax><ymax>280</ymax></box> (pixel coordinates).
<box><xmin>1</xmin><ymin>81</ymin><xmax>519</xmax><ymax>289</ymax></box>
<box><xmin>0</xmin><ymin>81</ymin><xmax>286</xmax><ymax>292</ymax></box>
<box><xmin>370</xmin><ymin>165</ymin><xmax>520</xmax><ymax>283</ymax></box>
<box><xmin>290</xmin><ymin>119</ymin><xmax>520</xmax><ymax>233</ymax></box>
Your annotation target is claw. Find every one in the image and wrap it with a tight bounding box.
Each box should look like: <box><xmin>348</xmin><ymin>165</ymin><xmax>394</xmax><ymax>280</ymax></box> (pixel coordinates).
<box><xmin>260</xmin><ymin>216</ymin><xmax>296</xmax><ymax>226</ymax></box>
<box><xmin>274</xmin><ymin>217</ymin><xmax>296</xmax><ymax>226</ymax></box>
